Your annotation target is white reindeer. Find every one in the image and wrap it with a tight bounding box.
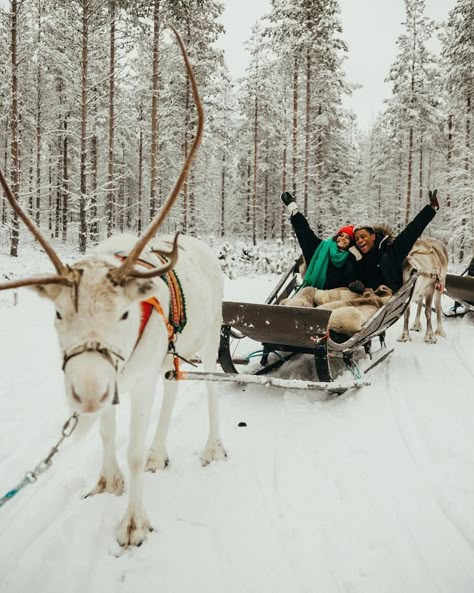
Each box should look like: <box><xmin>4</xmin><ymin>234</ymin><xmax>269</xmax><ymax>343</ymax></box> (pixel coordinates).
<box><xmin>398</xmin><ymin>238</ymin><xmax>448</xmax><ymax>343</ymax></box>
<box><xmin>0</xmin><ymin>28</ymin><xmax>226</xmax><ymax>547</ymax></box>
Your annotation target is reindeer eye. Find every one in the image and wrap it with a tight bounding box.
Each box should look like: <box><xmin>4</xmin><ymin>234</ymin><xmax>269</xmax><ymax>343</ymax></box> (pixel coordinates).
<box><xmin>121</xmin><ymin>311</ymin><xmax>129</xmax><ymax>320</ymax></box>
<box><xmin>55</xmin><ymin>310</ymin><xmax>62</xmax><ymax>320</ymax></box>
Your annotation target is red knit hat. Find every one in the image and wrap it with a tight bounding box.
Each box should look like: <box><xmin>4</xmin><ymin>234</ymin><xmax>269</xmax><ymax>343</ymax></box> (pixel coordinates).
<box><xmin>336</xmin><ymin>225</ymin><xmax>355</xmax><ymax>241</ymax></box>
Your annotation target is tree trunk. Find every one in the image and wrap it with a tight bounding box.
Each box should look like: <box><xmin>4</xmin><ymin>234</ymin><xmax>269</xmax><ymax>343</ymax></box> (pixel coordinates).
<box><xmin>35</xmin><ymin>0</ymin><xmax>43</xmax><ymax>227</ymax></box>
<box><xmin>106</xmin><ymin>0</ymin><xmax>116</xmax><ymax>236</ymax></box>
<box><xmin>182</xmin><ymin>74</ymin><xmax>190</xmax><ymax>233</ymax></box>
<box><xmin>459</xmin><ymin>93</ymin><xmax>471</xmax><ymax>261</ymax></box>
<box><xmin>220</xmin><ymin>151</ymin><xmax>226</xmax><ymax>237</ymax></box>
<box><xmin>9</xmin><ymin>0</ymin><xmax>20</xmax><ymax>257</ymax></box>
<box><xmin>90</xmin><ymin>128</ymin><xmax>98</xmax><ymax>241</ymax></box>
<box><xmin>189</xmin><ymin>170</ymin><xmax>195</xmax><ymax>235</ymax></box>
<box><xmin>137</xmin><ymin>107</ymin><xmax>143</xmax><ymax>234</ymax></box>
<box><xmin>246</xmin><ymin>149</ymin><xmax>251</xmax><ymax>232</ymax></box>
<box><xmin>28</xmin><ymin>148</ymin><xmax>34</xmax><ymax>217</ymax></box>
<box><xmin>126</xmin><ymin>171</ymin><xmax>132</xmax><ymax>230</ymax></box>
<box><xmin>280</xmin><ymin>144</ymin><xmax>287</xmax><ymax>240</ymax></box>
<box><xmin>405</xmin><ymin>126</ymin><xmax>414</xmax><ymax>224</ymax></box>
<box><xmin>396</xmin><ymin>137</ymin><xmax>403</xmax><ymax>230</ymax></box>
<box><xmin>303</xmin><ymin>49</ymin><xmax>311</xmax><ymax>216</ymax></box>
<box><xmin>119</xmin><ymin>144</ymin><xmax>125</xmax><ymax>232</ymax></box>
<box><xmin>252</xmin><ymin>65</ymin><xmax>259</xmax><ymax>246</ymax></box>
<box><xmin>405</xmin><ymin>38</ymin><xmax>416</xmax><ymax>226</ymax></box>
<box><xmin>55</xmin><ymin>168</ymin><xmax>61</xmax><ymax>239</ymax></box>
<box><xmin>118</xmin><ymin>144</ymin><xmax>125</xmax><ymax>233</ymax></box>
<box><xmin>62</xmin><ymin>118</ymin><xmax>69</xmax><ymax>242</ymax></box>
<box><xmin>446</xmin><ymin>114</ymin><xmax>453</xmax><ymax>208</ymax></box>
<box><xmin>2</xmin><ymin>124</ymin><xmax>8</xmax><ymax>225</ymax></box>
<box><xmin>28</xmin><ymin>151</ymin><xmax>33</xmax><ymax>217</ymax></box>
<box><xmin>292</xmin><ymin>55</ymin><xmax>298</xmax><ymax>197</ymax></box>
<box><xmin>79</xmin><ymin>0</ymin><xmax>89</xmax><ymax>253</ymax></box>
<box><xmin>48</xmin><ymin>144</ymin><xmax>52</xmax><ymax>232</ymax></box>
<box><xmin>315</xmin><ymin>105</ymin><xmax>322</xmax><ymax>211</ymax></box>
<box><xmin>418</xmin><ymin>135</ymin><xmax>423</xmax><ymax>212</ymax></box>
<box><xmin>149</xmin><ymin>0</ymin><xmax>160</xmax><ymax>219</ymax></box>
<box><xmin>264</xmin><ymin>141</ymin><xmax>269</xmax><ymax>241</ymax></box>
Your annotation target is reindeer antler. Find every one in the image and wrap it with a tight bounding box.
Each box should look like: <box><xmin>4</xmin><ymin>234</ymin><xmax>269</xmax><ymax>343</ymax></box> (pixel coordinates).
<box><xmin>127</xmin><ymin>233</ymin><xmax>180</xmax><ymax>279</ymax></box>
<box><xmin>109</xmin><ymin>26</ymin><xmax>204</xmax><ymax>286</ymax></box>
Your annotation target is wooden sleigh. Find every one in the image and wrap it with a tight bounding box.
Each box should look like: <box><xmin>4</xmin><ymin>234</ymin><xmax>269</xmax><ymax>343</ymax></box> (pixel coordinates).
<box><xmin>443</xmin><ymin>271</ymin><xmax>474</xmax><ymax>316</ymax></box>
<box><xmin>167</xmin><ymin>258</ymin><xmax>419</xmax><ymax>396</ymax></box>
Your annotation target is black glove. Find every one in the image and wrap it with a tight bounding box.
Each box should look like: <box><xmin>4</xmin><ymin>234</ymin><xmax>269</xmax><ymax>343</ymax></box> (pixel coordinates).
<box><xmin>348</xmin><ymin>280</ymin><xmax>365</xmax><ymax>295</ymax></box>
<box><xmin>429</xmin><ymin>189</ymin><xmax>439</xmax><ymax>210</ymax></box>
<box><xmin>281</xmin><ymin>192</ymin><xmax>295</xmax><ymax>207</ymax></box>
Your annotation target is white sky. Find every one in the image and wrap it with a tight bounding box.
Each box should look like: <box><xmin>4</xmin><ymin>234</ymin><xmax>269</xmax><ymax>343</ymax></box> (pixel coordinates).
<box><xmin>217</xmin><ymin>0</ymin><xmax>456</xmax><ymax>130</ymax></box>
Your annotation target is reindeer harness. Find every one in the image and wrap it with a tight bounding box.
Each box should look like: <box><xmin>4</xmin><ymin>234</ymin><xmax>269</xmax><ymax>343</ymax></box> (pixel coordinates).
<box><xmin>61</xmin><ymin>254</ymin><xmax>187</xmax><ymax>405</ymax></box>
<box><xmin>405</xmin><ymin>245</ymin><xmax>444</xmax><ymax>291</ymax></box>
<box><xmin>117</xmin><ymin>252</ymin><xmax>188</xmax><ymax>380</ymax></box>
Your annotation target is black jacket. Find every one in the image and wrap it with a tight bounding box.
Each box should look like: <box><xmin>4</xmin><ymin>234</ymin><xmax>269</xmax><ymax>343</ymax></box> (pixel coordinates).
<box><xmin>468</xmin><ymin>255</ymin><xmax>474</xmax><ymax>277</ymax></box>
<box><xmin>290</xmin><ymin>212</ymin><xmax>357</xmax><ymax>289</ymax></box>
<box><xmin>355</xmin><ymin>205</ymin><xmax>437</xmax><ymax>292</ymax></box>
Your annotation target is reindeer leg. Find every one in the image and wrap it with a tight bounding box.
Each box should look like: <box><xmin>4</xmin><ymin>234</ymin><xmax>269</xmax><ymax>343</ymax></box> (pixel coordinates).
<box><xmin>87</xmin><ymin>407</ymin><xmax>125</xmax><ymax>496</ymax></box>
<box><xmin>423</xmin><ymin>290</ymin><xmax>436</xmax><ymax>343</ymax></box>
<box><xmin>116</xmin><ymin>380</ymin><xmax>154</xmax><ymax>547</ymax></box>
<box><xmin>146</xmin><ymin>375</ymin><xmax>178</xmax><ymax>472</ymax></box>
<box><xmin>411</xmin><ymin>298</ymin><xmax>423</xmax><ymax>331</ymax></box>
<box><xmin>434</xmin><ymin>288</ymin><xmax>446</xmax><ymax>338</ymax></box>
<box><xmin>200</xmin><ymin>318</ymin><xmax>227</xmax><ymax>465</ymax></box>
<box><xmin>398</xmin><ymin>306</ymin><xmax>411</xmax><ymax>342</ymax></box>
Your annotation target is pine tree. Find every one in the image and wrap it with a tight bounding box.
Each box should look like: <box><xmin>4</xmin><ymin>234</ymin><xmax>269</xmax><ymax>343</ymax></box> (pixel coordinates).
<box><xmin>442</xmin><ymin>0</ymin><xmax>474</xmax><ymax>260</ymax></box>
<box><xmin>385</xmin><ymin>0</ymin><xmax>441</xmax><ymax>226</ymax></box>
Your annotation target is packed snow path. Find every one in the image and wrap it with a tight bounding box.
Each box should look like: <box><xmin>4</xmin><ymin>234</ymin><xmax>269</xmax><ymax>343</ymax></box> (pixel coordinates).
<box><xmin>0</xmin><ymin>276</ymin><xmax>473</xmax><ymax>593</ymax></box>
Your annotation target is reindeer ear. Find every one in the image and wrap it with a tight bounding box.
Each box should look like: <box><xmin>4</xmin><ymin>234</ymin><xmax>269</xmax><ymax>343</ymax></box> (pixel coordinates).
<box><xmin>123</xmin><ymin>277</ymin><xmax>157</xmax><ymax>302</ymax></box>
<box><xmin>30</xmin><ymin>283</ymin><xmax>63</xmax><ymax>301</ymax></box>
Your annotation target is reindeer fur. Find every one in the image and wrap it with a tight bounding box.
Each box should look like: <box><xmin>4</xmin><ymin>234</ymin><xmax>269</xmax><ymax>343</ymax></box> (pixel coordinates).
<box><xmin>316</xmin><ymin>286</ymin><xmax>393</xmax><ymax>336</ymax></box>
<box><xmin>398</xmin><ymin>238</ymin><xmax>448</xmax><ymax>343</ymax></box>
<box><xmin>280</xmin><ymin>285</ymin><xmax>359</xmax><ymax>308</ymax></box>
<box><xmin>34</xmin><ymin>233</ymin><xmax>226</xmax><ymax>547</ymax></box>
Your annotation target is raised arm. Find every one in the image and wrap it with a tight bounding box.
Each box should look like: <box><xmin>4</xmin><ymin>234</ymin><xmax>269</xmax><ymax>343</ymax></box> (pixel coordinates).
<box><xmin>390</xmin><ymin>193</ymin><xmax>438</xmax><ymax>262</ymax></box>
<box><xmin>281</xmin><ymin>192</ymin><xmax>322</xmax><ymax>264</ymax></box>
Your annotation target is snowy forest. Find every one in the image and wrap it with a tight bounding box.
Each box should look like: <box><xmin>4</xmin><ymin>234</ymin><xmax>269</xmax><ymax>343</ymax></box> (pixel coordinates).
<box><xmin>0</xmin><ymin>0</ymin><xmax>473</xmax><ymax>266</ymax></box>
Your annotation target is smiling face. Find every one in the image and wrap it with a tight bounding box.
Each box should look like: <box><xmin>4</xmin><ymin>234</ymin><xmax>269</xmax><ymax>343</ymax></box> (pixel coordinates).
<box><xmin>335</xmin><ymin>232</ymin><xmax>352</xmax><ymax>251</ymax></box>
<box><xmin>354</xmin><ymin>228</ymin><xmax>377</xmax><ymax>254</ymax></box>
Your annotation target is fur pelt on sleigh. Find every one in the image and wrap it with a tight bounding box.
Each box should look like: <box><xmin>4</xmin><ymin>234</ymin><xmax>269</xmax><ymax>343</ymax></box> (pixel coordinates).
<box><xmin>281</xmin><ymin>285</ymin><xmax>394</xmax><ymax>336</ymax></box>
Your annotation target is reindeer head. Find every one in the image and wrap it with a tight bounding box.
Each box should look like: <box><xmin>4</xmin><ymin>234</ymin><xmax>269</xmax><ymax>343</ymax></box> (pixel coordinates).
<box><xmin>0</xmin><ymin>27</ymin><xmax>203</xmax><ymax>415</ymax></box>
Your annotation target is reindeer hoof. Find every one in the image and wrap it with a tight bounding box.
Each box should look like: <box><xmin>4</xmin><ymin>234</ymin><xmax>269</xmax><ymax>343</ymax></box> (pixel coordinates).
<box><xmin>146</xmin><ymin>451</ymin><xmax>169</xmax><ymax>472</ymax></box>
<box><xmin>116</xmin><ymin>512</ymin><xmax>153</xmax><ymax>547</ymax></box>
<box><xmin>397</xmin><ymin>333</ymin><xmax>410</xmax><ymax>343</ymax></box>
<box><xmin>201</xmin><ymin>440</ymin><xmax>227</xmax><ymax>466</ymax></box>
<box><xmin>435</xmin><ymin>329</ymin><xmax>446</xmax><ymax>338</ymax></box>
<box><xmin>411</xmin><ymin>324</ymin><xmax>421</xmax><ymax>332</ymax></box>
<box><xmin>424</xmin><ymin>334</ymin><xmax>437</xmax><ymax>344</ymax></box>
<box><xmin>86</xmin><ymin>473</ymin><xmax>125</xmax><ymax>497</ymax></box>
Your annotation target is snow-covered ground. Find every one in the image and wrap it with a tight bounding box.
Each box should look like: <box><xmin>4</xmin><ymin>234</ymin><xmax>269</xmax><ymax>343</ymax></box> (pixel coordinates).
<box><xmin>1</xmin><ymin>256</ymin><xmax>474</xmax><ymax>593</ymax></box>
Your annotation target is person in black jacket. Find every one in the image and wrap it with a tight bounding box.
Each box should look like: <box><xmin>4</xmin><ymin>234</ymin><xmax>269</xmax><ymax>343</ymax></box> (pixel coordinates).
<box><xmin>353</xmin><ymin>190</ymin><xmax>440</xmax><ymax>292</ymax></box>
<box><xmin>281</xmin><ymin>191</ymin><xmax>358</xmax><ymax>290</ymax></box>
